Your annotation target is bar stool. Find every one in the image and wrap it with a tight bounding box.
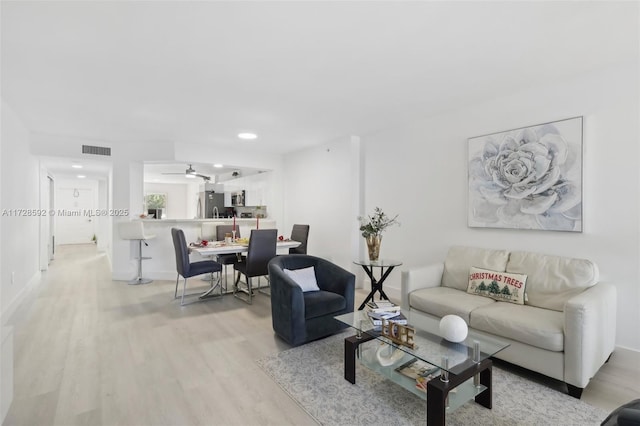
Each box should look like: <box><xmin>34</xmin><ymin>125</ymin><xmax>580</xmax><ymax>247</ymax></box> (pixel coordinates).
<box><xmin>118</xmin><ymin>221</ymin><xmax>156</xmax><ymax>285</ymax></box>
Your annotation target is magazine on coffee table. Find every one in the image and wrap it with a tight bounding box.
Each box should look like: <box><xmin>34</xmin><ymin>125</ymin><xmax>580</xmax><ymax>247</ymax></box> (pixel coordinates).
<box><xmin>394</xmin><ymin>358</ymin><xmax>439</xmax><ymax>380</ymax></box>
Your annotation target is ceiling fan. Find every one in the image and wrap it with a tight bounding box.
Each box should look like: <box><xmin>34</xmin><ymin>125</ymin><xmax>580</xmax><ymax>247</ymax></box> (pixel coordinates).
<box><xmin>162</xmin><ymin>164</ymin><xmax>211</xmax><ymax>181</ymax></box>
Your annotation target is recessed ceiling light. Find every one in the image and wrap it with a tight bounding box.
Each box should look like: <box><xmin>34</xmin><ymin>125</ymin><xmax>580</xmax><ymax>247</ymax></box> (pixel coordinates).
<box><xmin>72</xmin><ymin>164</ymin><xmax>83</xmax><ymax>169</ymax></box>
<box><xmin>77</xmin><ymin>175</ymin><xmax>86</xmax><ymax>179</ymax></box>
<box><xmin>238</xmin><ymin>132</ymin><xmax>257</xmax><ymax>140</ymax></box>
<box><xmin>213</xmin><ymin>164</ymin><xmax>223</xmax><ymax>168</ymax></box>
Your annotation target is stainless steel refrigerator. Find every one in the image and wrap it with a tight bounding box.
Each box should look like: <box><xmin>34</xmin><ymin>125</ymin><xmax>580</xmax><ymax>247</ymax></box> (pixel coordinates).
<box><xmin>198</xmin><ymin>191</ymin><xmax>226</xmax><ymax>218</ymax></box>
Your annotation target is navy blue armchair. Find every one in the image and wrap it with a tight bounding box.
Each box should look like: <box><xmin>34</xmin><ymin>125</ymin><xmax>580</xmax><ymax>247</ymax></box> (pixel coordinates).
<box><xmin>268</xmin><ymin>255</ymin><xmax>355</xmax><ymax>346</ymax></box>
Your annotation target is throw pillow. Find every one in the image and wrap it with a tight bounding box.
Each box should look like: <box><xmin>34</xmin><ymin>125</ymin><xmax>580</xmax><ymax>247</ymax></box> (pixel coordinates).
<box><xmin>284</xmin><ymin>266</ymin><xmax>320</xmax><ymax>292</ymax></box>
<box><xmin>467</xmin><ymin>266</ymin><xmax>527</xmax><ymax>305</ymax></box>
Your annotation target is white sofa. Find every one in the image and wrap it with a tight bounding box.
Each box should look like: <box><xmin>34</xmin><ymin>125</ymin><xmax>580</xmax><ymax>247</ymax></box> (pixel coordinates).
<box><xmin>400</xmin><ymin>246</ymin><xmax>617</xmax><ymax>398</ymax></box>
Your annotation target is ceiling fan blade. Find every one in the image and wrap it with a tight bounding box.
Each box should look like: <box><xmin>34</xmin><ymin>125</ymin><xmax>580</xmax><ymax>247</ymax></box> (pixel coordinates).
<box><xmin>159</xmin><ymin>164</ymin><xmax>210</xmax><ymax>180</ymax></box>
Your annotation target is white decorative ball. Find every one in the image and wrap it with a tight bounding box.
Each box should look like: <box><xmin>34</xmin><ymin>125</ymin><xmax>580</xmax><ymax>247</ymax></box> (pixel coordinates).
<box><xmin>439</xmin><ymin>315</ymin><xmax>468</xmax><ymax>343</ymax></box>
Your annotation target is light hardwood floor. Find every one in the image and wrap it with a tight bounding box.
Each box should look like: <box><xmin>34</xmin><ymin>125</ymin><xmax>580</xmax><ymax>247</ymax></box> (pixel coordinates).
<box><xmin>3</xmin><ymin>244</ymin><xmax>639</xmax><ymax>425</ymax></box>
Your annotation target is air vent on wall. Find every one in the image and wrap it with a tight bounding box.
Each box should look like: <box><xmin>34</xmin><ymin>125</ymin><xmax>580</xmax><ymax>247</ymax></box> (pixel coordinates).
<box><xmin>82</xmin><ymin>144</ymin><xmax>111</xmax><ymax>156</ymax></box>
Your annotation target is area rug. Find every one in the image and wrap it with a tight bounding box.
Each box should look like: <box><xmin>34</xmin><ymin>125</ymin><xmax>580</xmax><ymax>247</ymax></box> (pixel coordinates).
<box><xmin>257</xmin><ymin>332</ymin><xmax>608</xmax><ymax>425</ymax></box>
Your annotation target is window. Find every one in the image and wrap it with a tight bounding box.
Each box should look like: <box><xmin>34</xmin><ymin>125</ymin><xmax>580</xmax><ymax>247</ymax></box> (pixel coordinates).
<box><xmin>144</xmin><ymin>193</ymin><xmax>167</xmax><ymax>218</ymax></box>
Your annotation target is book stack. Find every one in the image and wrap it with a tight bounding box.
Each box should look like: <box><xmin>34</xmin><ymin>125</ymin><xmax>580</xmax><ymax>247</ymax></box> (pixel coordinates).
<box><xmin>365</xmin><ymin>300</ymin><xmax>407</xmax><ymax>330</ymax></box>
<box><xmin>365</xmin><ymin>300</ymin><xmax>402</xmax><ymax>313</ymax></box>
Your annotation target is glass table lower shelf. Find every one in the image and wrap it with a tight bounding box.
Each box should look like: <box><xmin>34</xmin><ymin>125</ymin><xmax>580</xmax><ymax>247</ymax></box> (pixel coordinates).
<box><xmin>357</xmin><ymin>339</ymin><xmax>488</xmax><ymax>412</ymax></box>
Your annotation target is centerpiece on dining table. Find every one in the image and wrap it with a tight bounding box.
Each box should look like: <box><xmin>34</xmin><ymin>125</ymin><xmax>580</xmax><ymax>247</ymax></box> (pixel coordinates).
<box><xmin>358</xmin><ymin>207</ymin><xmax>399</xmax><ymax>261</ymax></box>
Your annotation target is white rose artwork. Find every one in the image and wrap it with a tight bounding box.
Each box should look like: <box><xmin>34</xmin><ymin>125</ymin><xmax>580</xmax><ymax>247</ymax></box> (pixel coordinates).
<box><xmin>468</xmin><ymin>117</ymin><xmax>583</xmax><ymax>232</ymax></box>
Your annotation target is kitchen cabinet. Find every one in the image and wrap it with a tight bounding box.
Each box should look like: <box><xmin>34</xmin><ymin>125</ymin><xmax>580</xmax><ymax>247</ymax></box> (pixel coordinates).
<box><xmin>223</xmin><ymin>171</ymin><xmax>272</xmax><ymax>207</ymax></box>
<box><xmin>224</xmin><ymin>180</ymin><xmax>238</xmax><ymax>207</ymax></box>
<box><xmin>244</xmin><ymin>174</ymin><xmax>265</xmax><ymax>207</ymax></box>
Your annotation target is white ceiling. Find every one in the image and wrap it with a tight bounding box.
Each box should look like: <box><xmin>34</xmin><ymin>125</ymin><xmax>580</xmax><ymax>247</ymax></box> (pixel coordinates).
<box><xmin>40</xmin><ymin>155</ymin><xmax>113</xmax><ymax>181</ymax></box>
<box><xmin>2</xmin><ymin>1</ymin><xmax>638</xmax><ymax>179</ymax></box>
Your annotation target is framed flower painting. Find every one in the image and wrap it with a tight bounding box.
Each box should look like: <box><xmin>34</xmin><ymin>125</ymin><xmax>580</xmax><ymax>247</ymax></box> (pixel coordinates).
<box><xmin>468</xmin><ymin>117</ymin><xmax>583</xmax><ymax>232</ymax></box>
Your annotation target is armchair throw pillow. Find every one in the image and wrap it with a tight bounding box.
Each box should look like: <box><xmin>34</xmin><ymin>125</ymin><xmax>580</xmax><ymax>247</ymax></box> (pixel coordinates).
<box><xmin>284</xmin><ymin>266</ymin><xmax>321</xmax><ymax>292</ymax></box>
<box><xmin>467</xmin><ymin>266</ymin><xmax>527</xmax><ymax>305</ymax></box>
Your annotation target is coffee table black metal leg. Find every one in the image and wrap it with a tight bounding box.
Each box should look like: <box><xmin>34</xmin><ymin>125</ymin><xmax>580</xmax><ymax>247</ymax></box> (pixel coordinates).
<box><xmin>344</xmin><ymin>334</ymin><xmax>375</xmax><ymax>383</ymax></box>
<box><xmin>425</xmin><ymin>358</ymin><xmax>493</xmax><ymax>425</ymax></box>
<box><xmin>426</xmin><ymin>382</ymin><xmax>446</xmax><ymax>426</ymax></box>
<box><xmin>345</xmin><ymin>336</ymin><xmax>358</xmax><ymax>384</ymax></box>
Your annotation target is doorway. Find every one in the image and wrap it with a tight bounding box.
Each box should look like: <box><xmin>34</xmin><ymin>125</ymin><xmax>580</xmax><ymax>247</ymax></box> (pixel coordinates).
<box><xmin>56</xmin><ymin>185</ymin><xmax>96</xmax><ymax>244</ymax></box>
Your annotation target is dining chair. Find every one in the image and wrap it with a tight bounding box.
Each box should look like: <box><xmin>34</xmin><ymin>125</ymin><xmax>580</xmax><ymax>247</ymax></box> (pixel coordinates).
<box><xmin>216</xmin><ymin>224</ymin><xmax>242</xmax><ymax>290</ymax></box>
<box><xmin>216</xmin><ymin>224</ymin><xmax>241</xmax><ymax>241</ymax></box>
<box><xmin>233</xmin><ymin>229</ymin><xmax>277</xmax><ymax>304</ymax></box>
<box><xmin>171</xmin><ymin>227</ymin><xmax>223</xmax><ymax>305</ymax></box>
<box><xmin>201</xmin><ymin>221</ymin><xmax>224</xmax><ymax>242</ymax></box>
<box><xmin>289</xmin><ymin>224</ymin><xmax>310</xmax><ymax>254</ymax></box>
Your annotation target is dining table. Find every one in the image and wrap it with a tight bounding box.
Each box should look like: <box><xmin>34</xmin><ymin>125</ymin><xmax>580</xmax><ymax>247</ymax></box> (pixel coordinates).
<box><xmin>190</xmin><ymin>239</ymin><xmax>301</xmax><ymax>256</ymax></box>
<box><xmin>190</xmin><ymin>239</ymin><xmax>301</xmax><ymax>294</ymax></box>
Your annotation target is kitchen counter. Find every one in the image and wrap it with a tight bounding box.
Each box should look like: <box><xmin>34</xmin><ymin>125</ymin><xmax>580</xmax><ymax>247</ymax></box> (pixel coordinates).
<box><xmin>114</xmin><ymin>217</ymin><xmax>278</xmax><ymax>281</ymax></box>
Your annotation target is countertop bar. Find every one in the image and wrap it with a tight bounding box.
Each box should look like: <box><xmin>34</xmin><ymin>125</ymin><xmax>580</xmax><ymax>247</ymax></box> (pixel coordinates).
<box><xmin>117</xmin><ymin>218</ymin><xmax>279</xmax><ymax>281</ymax></box>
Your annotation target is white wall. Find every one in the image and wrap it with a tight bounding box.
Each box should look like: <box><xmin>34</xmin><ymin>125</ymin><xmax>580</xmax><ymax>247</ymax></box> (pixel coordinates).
<box><xmin>96</xmin><ymin>178</ymin><xmax>110</xmax><ymax>252</ymax></box>
<box><xmin>361</xmin><ymin>62</ymin><xmax>640</xmax><ymax>350</ymax></box>
<box><xmin>0</xmin><ymin>100</ymin><xmax>41</xmax><ymax>321</ymax></box>
<box><xmin>283</xmin><ymin>136</ymin><xmax>362</xmax><ymax>276</ymax></box>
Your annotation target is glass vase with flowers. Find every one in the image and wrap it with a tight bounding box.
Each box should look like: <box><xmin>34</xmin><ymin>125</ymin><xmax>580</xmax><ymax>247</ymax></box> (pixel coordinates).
<box><xmin>358</xmin><ymin>207</ymin><xmax>399</xmax><ymax>261</ymax></box>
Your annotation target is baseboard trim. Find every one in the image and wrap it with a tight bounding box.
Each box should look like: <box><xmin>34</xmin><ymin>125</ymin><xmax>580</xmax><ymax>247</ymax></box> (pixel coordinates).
<box><xmin>1</xmin><ymin>325</ymin><xmax>13</xmax><ymax>423</ymax></box>
<box><xmin>1</xmin><ymin>271</ymin><xmax>42</xmax><ymax>325</ymax></box>
<box><xmin>613</xmin><ymin>345</ymin><xmax>640</xmax><ymax>355</ymax></box>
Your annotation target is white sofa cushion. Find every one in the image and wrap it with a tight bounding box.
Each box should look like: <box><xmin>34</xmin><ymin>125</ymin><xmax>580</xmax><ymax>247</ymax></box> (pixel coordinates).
<box><xmin>506</xmin><ymin>251</ymin><xmax>599</xmax><ymax>311</ymax></box>
<box><xmin>409</xmin><ymin>287</ymin><xmax>495</xmax><ymax>324</ymax></box>
<box><xmin>470</xmin><ymin>303</ymin><xmax>564</xmax><ymax>352</ymax></box>
<box><xmin>442</xmin><ymin>246</ymin><xmax>510</xmax><ymax>291</ymax></box>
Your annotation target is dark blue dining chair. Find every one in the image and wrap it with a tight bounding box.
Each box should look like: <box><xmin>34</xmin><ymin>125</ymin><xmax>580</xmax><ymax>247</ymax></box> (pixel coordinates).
<box><xmin>289</xmin><ymin>224</ymin><xmax>310</xmax><ymax>254</ymax></box>
<box><xmin>171</xmin><ymin>227</ymin><xmax>223</xmax><ymax>305</ymax></box>
<box><xmin>233</xmin><ymin>229</ymin><xmax>277</xmax><ymax>304</ymax></box>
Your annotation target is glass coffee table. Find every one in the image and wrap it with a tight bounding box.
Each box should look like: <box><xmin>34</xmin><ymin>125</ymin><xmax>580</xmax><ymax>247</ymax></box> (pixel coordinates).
<box><xmin>335</xmin><ymin>311</ymin><xmax>510</xmax><ymax>425</ymax></box>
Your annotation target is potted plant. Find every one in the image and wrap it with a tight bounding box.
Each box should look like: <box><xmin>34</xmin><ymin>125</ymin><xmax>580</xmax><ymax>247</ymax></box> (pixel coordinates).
<box><xmin>358</xmin><ymin>207</ymin><xmax>399</xmax><ymax>261</ymax></box>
